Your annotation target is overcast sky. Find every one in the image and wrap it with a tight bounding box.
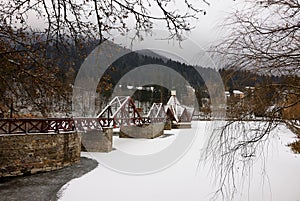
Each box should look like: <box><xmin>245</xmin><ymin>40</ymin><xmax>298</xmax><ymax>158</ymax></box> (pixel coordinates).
<box><xmin>188</xmin><ymin>0</ymin><xmax>237</xmax><ymax>47</ymax></box>
<box><xmin>25</xmin><ymin>0</ymin><xmax>237</xmax><ymax>45</ymax></box>
<box><xmin>24</xmin><ymin>0</ymin><xmax>238</xmax><ymax>68</ymax></box>
<box><xmin>112</xmin><ymin>0</ymin><xmax>239</xmax><ymax>68</ymax></box>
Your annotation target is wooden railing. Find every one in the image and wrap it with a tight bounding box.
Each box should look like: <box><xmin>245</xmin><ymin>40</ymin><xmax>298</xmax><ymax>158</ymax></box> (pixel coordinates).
<box><xmin>0</xmin><ymin>118</ymin><xmax>75</xmax><ymax>134</ymax></box>
<box><xmin>0</xmin><ymin>116</ymin><xmax>167</xmax><ymax>135</ymax></box>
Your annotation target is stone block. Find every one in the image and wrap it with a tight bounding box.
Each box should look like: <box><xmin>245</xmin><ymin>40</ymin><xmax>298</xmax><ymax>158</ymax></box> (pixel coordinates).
<box><xmin>172</xmin><ymin>122</ymin><xmax>192</xmax><ymax>129</ymax></box>
<box><xmin>81</xmin><ymin>128</ymin><xmax>113</xmax><ymax>152</ymax></box>
<box><xmin>164</xmin><ymin>120</ymin><xmax>172</xmax><ymax>130</ymax></box>
<box><xmin>120</xmin><ymin>123</ymin><xmax>164</xmax><ymax>139</ymax></box>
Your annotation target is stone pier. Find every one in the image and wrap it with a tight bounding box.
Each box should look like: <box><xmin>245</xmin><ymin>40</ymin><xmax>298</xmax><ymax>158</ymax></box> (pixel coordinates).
<box><xmin>172</xmin><ymin>122</ymin><xmax>192</xmax><ymax>129</ymax></box>
<box><xmin>164</xmin><ymin>120</ymin><xmax>172</xmax><ymax>130</ymax></box>
<box><xmin>120</xmin><ymin>123</ymin><xmax>164</xmax><ymax>139</ymax></box>
<box><xmin>81</xmin><ymin>127</ymin><xmax>113</xmax><ymax>152</ymax></box>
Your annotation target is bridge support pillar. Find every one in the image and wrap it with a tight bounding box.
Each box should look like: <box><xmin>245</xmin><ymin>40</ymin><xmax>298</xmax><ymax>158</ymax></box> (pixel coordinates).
<box><xmin>164</xmin><ymin>120</ymin><xmax>172</xmax><ymax>130</ymax></box>
<box><xmin>81</xmin><ymin>127</ymin><xmax>113</xmax><ymax>152</ymax></box>
<box><xmin>172</xmin><ymin>122</ymin><xmax>192</xmax><ymax>129</ymax></box>
<box><xmin>120</xmin><ymin>123</ymin><xmax>164</xmax><ymax>139</ymax></box>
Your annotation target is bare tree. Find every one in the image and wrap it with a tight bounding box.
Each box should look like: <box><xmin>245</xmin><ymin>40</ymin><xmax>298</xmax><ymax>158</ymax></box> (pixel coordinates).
<box><xmin>0</xmin><ymin>0</ymin><xmax>210</xmax><ymax>116</ymax></box>
<box><xmin>218</xmin><ymin>0</ymin><xmax>299</xmax><ymax>74</ymax></box>
<box><xmin>207</xmin><ymin>0</ymin><xmax>300</xmax><ymax>200</ymax></box>
<box><xmin>0</xmin><ymin>25</ymin><xmax>67</xmax><ymax>116</ymax></box>
<box><xmin>1</xmin><ymin>0</ymin><xmax>209</xmax><ymax>43</ymax></box>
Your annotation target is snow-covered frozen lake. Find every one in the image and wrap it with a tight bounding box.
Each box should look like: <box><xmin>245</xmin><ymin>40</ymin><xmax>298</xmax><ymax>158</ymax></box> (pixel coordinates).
<box><xmin>58</xmin><ymin>121</ymin><xmax>300</xmax><ymax>201</ymax></box>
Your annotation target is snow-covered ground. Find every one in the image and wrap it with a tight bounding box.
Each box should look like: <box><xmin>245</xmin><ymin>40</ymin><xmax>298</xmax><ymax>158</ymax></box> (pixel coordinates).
<box><xmin>58</xmin><ymin>121</ymin><xmax>300</xmax><ymax>201</ymax></box>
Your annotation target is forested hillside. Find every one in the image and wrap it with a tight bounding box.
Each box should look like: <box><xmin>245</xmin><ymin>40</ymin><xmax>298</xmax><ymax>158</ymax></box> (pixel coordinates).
<box><xmin>1</xmin><ymin>37</ymin><xmax>292</xmax><ymax>117</ymax></box>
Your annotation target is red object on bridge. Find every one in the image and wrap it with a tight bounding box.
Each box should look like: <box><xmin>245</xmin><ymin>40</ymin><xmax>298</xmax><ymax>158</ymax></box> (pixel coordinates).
<box><xmin>0</xmin><ymin>96</ymin><xmax>170</xmax><ymax>135</ymax></box>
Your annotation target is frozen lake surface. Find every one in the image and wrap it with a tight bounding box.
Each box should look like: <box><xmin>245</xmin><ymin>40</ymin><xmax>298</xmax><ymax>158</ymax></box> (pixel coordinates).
<box><xmin>58</xmin><ymin>121</ymin><xmax>300</xmax><ymax>201</ymax></box>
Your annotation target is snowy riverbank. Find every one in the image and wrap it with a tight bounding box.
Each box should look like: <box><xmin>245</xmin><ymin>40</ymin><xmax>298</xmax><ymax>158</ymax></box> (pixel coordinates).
<box><xmin>58</xmin><ymin>121</ymin><xmax>300</xmax><ymax>201</ymax></box>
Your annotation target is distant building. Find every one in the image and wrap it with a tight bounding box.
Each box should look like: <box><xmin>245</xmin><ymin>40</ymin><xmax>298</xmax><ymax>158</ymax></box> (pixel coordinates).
<box><xmin>232</xmin><ymin>90</ymin><xmax>245</xmax><ymax>99</ymax></box>
<box><xmin>225</xmin><ymin>90</ymin><xmax>245</xmax><ymax>100</ymax></box>
<box><xmin>225</xmin><ymin>91</ymin><xmax>230</xmax><ymax>99</ymax></box>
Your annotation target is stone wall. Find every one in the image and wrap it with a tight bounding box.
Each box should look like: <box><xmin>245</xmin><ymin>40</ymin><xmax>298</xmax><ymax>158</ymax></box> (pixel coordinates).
<box><xmin>0</xmin><ymin>132</ymin><xmax>81</xmax><ymax>177</ymax></box>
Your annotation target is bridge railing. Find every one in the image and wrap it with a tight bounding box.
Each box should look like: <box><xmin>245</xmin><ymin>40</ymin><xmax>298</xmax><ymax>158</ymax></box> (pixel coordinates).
<box><xmin>0</xmin><ymin>118</ymin><xmax>75</xmax><ymax>135</ymax></box>
<box><xmin>142</xmin><ymin>117</ymin><xmax>166</xmax><ymax>124</ymax></box>
<box><xmin>0</xmin><ymin>116</ymin><xmax>167</xmax><ymax>135</ymax></box>
<box><xmin>73</xmin><ymin>117</ymin><xmax>102</xmax><ymax>131</ymax></box>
